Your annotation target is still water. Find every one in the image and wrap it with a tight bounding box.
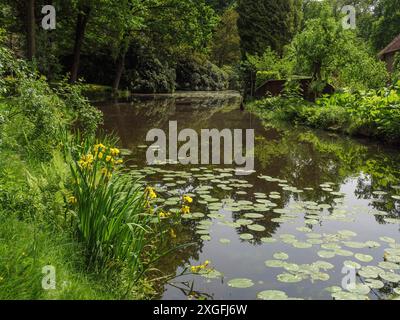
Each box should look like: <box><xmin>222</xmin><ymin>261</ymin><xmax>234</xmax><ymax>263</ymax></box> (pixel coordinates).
<box><xmin>97</xmin><ymin>91</ymin><xmax>400</xmax><ymax>300</ymax></box>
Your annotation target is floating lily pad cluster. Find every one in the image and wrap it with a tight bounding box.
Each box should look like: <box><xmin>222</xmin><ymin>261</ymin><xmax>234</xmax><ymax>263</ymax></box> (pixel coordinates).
<box><xmin>128</xmin><ymin>164</ymin><xmax>400</xmax><ymax>300</ymax></box>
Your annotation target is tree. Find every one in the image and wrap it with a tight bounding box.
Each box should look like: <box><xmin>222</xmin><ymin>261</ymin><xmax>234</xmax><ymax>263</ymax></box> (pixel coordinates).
<box><xmin>237</xmin><ymin>0</ymin><xmax>302</xmax><ymax>97</ymax></box>
<box><xmin>237</xmin><ymin>0</ymin><xmax>303</xmax><ymax>57</ymax></box>
<box><xmin>26</xmin><ymin>0</ymin><xmax>36</xmax><ymax>60</ymax></box>
<box><xmin>106</xmin><ymin>0</ymin><xmax>218</xmax><ymax>92</ymax></box>
<box><xmin>291</xmin><ymin>9</ymin><xmax>387</xmax><ymax>93</ymax></box>
<box><xmin>205</xmin><ymin>0</ymin><xmax>235</xmax><ymax>12</ymax></box>
<box><xmin>70</xmin><ymin>1</ymin><xmax>92</xmax><ymax>83</ymax></box>
<box><xmin>210</xmin><ymin>8</ymin><xmax>240</xmax><ymax>66</ymax></box>
<box><xmin>372</xmin><ymin>0</ymin><xmax>400</xmax><ymax>51</ymax></box>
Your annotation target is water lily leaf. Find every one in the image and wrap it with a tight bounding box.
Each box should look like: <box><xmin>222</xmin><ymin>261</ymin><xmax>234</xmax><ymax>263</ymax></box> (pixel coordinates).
<box><xmin>365</xmin><ymin>241</ymin><xmax>381</xmax><ymax>248</ymax></box>
<box><xmin>239</xmin><ymin>233</ymin><xmax>254</xmax><ymax>240</ymax></box>
<box><xmin>313</xmin><ymin>261</ymin><xmax>335</xmax><ymax>270</ymax></box>
<box><xmin>248</xmin><ymin>224</ymin><xmax>266</xmax><ymax>232</ymax></box>
<box><xmin>332</xmin><ymin>291</ymin><xmax>368</xmax><ymax>300</ymax></box>
<box><xmin>365</xmin><ymin>279</ymin><xmax>384</xmax><ymax>289</ymax></box>
<box><xmin>378</xmin><ymin>261</ymin><xmax>400</xmax><ymax>270</ymax></box>
<box><xmin>283</xmin><ymin>263</ymin><xmax>300</xmax><ymax>272</ymax></box>
<box><xmin>344</xmin><ymin>260</ymin><xmax>361</xmax><ymax>269</ymax></box>
<box><xmin>261</xmin><ymin>237</ymin><xmax>277</xmax><ymax>244</ymax></box>
<box><xmin>265</xmin><ymin>260</ymin><xmax>286</xmax><ymax>268</ymax></box>
<box><xmin>343</xmin><ymin>241</ymin><xmax>367</xmax><ymax>249</ymax></box>
<box><xmin>201</xmin><ymin>235</ymin><xmax>211</xmax><ymax>241</ymax></box>
<box><xmin>236</xmin><ymin>219</ymin><xmax>253</xmax><ymax>226</ymax></box>
<box><xmin>321</xmin><ymin>243</ymin><xmax>341</xmax><ymax>250</ymax></box>
<box><xmin>243</xmin><ymin>213</ymin><xmax>264</xmax><ymax>219</ymax></box>
<box><xmin>317</xmin><ymin>251</ymin><xmax>335</xmax><ymax>259</ymax></box>
<box><xmin>200</xmin><ymin>269</ymin><xmax>223</xmax><ymax>279</ymax></box>
<box><xmin>354</xmin><ymin>253</ymin><xmax>373</xmax><ymax>263</ymax></box>
<box><xmin>338</xmin><ymin>230</ymin><xmax>357</xmax><ymax>237</ymax></box>
<box><xmin>379</xmin><ymin>272</ymin><xmax>400</xmax><ymax>283</ymax></box>
<box><xmin>334</xmin><ymin>249</ymin><xmax>354</xmax><ymax>257</ymax></box>
<box><xmin>227</xmin><ymin>278</ymin><xmax>254</xmax><ymax>288</ymax></box>
<box><xmin>219</xmin><ymin>238</ymin><xmax>231</xmax><ymax>244</ymax></box>
<box><xmin>257</xmin><ymin>290</ymin><xmax>288</xmax><ymax>300</ymax></box>
<box><xmin>293</xmin><ymin>241</ymin><xmax>313</xmax><ymax>249</ymax></box>
<box><xmin>311</xmin><ymin>272</ymin><xmax>330</xmax><ymax>281</ymax></box>
<box><xmin>379</xmin><ymin>236</ymin><xmax>396</xmax><ymax>243</ymax></box>
<box><xmin>196</xmin><ymin>230</ymin><xmax>210</xmax><ymax>235</ymax></box>
<box><xmin>273</xmin><ymin>252</ymin><xmax>289</xmax><ymax>260</ymax></box>
<box><xmin>277</xmin><ymin>273</ymin><xmax>302</xmax><ymax>283</ymax></box>
<box><xmin>347</xmin><ymin>284</ymin><xmax>371</xmax><ymax>295</ymax></box>
<box><xmin>325</xmin><ymin>286</ymin><xmax>342</xmax><ymax>293</ymax></box>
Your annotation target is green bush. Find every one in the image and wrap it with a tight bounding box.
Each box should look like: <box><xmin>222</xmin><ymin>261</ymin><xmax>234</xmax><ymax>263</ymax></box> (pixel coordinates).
<box><xmin>176</xmin><ymin>57</ymin><xmax>229</xmax><ymax>91</ymax></box>
<box><xmin>250</xmin><ymin>83</ymin><xmax>400</xmax><ymax>142</ymax></box>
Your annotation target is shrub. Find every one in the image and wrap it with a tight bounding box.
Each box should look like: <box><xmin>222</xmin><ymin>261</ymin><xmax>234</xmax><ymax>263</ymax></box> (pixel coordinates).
<box><xmin>175</xmin><ymin>57</ymin><xmax>229</xmax><ymax>91</ymax></box>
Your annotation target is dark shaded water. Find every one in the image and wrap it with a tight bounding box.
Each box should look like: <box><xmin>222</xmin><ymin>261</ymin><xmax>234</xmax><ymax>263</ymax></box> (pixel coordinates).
<box><xmin>97</xmin><ymin>91</ymin><xmax>400</xmax><ymax>300</ymax></box>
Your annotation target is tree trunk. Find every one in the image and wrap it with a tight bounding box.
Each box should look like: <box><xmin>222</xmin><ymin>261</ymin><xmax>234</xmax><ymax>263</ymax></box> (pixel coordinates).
<box><xmin>70</xmin><ymin>6</ymin><xmax>91</xmax><ymax>83</ymax></box>
<box><xmin>112</xmin><ymin>51</ymin><xmax>126</xmax><ymax>93</ymax></box>
<box><xmin>26</xmin><ymin>0</ymin><xmax>36</xmax><ymax>61</ymax></box>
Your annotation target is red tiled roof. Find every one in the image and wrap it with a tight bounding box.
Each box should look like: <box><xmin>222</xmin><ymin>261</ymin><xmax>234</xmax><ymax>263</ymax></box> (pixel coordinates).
<box><xmin>379</xmin><ymin>33</ymin><xmax>400</xmax><ymax>57</ymax></box>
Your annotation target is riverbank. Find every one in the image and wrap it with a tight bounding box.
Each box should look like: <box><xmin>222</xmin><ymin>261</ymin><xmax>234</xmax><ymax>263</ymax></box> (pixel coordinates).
<box><xmin>0</xmin><ymin>47</ymin><xmax>162</xmax><ymax>299</ymax></box>
<box><xmin>247</xmin><ymin>83</ymin><xmax>400</xmax><ymax>145</ymax></box>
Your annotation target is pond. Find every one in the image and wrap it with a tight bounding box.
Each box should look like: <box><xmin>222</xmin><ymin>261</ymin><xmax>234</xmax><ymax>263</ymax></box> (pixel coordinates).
<box><xmin>97</xmin><ymin>91</ymin><xmax>400</xmax><ymax>300</ymax></box>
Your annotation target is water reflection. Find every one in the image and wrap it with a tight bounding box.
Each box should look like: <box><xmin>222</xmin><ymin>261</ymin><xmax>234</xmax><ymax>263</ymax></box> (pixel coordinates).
<box><xmin>97</xmin><ymin>92</ymin><xmax>400</xmax><ymax>300</ymax></box>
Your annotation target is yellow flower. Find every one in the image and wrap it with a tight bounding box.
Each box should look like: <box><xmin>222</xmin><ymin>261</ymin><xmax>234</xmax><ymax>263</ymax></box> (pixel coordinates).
<box><xmin>146</xmin><ymin>187</ymin><xmax>157</xmax><ymax>199</ymax></box>
<box><xmin>93</xmin><ymin>143</ymin><xmax>106</xmax><ymax>153</ymax></box>
<box><xmin>115</xmin><ymin>159</ymin><xmax>123</xmax><ymax>165</ymax></box>
<box><xmin>68</xmin><ymin>196</ymin><xmax>77</xmax><ymax>205</ymax></box>
<box><xmin>190</xmin><ymin>261</ymin><xmax>210</xmax><ymax>273</ymax></box>
<box><xmin>106</xmin><ymin>155</ymin><xmax>112</xmax><ymax>162</ymax></box>
<box><xmin>78</xmin><ymin>153</ymin><xmax>94</xmax><ymax>169</ymax></box>
<box><xmin>170</xmin><ymin>229</ymin><xmax>177</xmax><ymax>238</ymax></box>
<box><xmin>98</xmin><ymin>152</ymin><xmax>104</xmax><ymax>159</ymax></box>
<box><xmin>181</xmin><ymin>205</ymin><xmax>190</xmax><ymax>214</ymax></box>
<box><xmin>183</xmin><ymin>195</ymin><xmax>193</xmax><ymax>204</ymax></box>
<box><xmin>110</xmin><ymin>148</ymin><xmax>120</xmax><ymax>156</ymax></box>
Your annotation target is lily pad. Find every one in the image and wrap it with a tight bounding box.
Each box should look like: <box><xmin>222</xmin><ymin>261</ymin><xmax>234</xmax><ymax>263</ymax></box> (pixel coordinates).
<box><xmin>277</xmin><ymin>273</ymin><xmax>302</xmax><ymax>283</ymax></box>
<box><xmin>239</xmin><ymin>233</ymin><xmax>254</xmax><ymax>240</ymax></box>
<box><xmin>248</xmin><ymin>224</ymin><xmax>266</xmax><ymax>232</ymax></box>
<box><xmin>354</xmin><ymin>253</ymin><xmax>374</xmax><ymax>263</ymax></box>
<box><xmin>273</xmin><ymin>252</ymin><xmax>289</xmax><ymax>260</ymax></box>
<box><xmin>227</xmin><ymin>278</ymin><xmax>254</xmax><ymax>288</ymax></box>
<box><xmin>257</xmin><ymin>290</ymin><xmax>288</xmax><ymax>300</ymax></box>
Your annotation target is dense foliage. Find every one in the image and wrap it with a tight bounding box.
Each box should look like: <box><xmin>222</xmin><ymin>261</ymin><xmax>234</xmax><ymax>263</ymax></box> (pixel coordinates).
<box><xmin>0</xmin><ymin>38</ymin><xmax>167</xmax><ymax>298</ymax></box>
<box><xmin>250</xmin><ymin>82</ymin><xmax>400</xmax><ymax>143</ymax></box>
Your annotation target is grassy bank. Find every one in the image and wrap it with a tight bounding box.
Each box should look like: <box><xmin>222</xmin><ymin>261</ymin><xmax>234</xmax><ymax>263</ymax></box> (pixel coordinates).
<box><xmin>0</xmin><ymin>44</ymin><xmax>162</xmax><ymax>300</ymax></box>
<box><xmin>248</xmin><ymin>82</ymin><xmax>400</xmax><ymax>144</ymax></box>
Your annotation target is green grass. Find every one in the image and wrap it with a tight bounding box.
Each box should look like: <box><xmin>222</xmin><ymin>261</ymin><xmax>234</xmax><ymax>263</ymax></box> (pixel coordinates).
<box><xmin>0</xmin><ymin>216</ymin><xmax>114</xmax><ymax>300</ymax></box>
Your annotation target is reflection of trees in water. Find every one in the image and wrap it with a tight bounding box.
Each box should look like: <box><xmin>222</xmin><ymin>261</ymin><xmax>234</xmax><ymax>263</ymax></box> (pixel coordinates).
<box><xmin>148</xmin><ymin>219</ymin><xmax>204</xmax><ymax>299</ymax></box>
<box><xmin>98</xmin><ymin>94</ymin><xmax>241</xmax><ymax>150</ymax></box>
<box><xmin>255</xmin><ymin>128</ymin><xmax>400</xmax><ymax>215</ymax></box>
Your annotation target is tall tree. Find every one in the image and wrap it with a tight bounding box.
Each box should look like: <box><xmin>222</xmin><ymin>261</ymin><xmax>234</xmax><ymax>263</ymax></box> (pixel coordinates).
<box><xmin>26</xmin><ymin>0</ymin><xmax>36</xmax><ymax>60</ymax></box>
<box><xmin>106</xmin><ymin>0</ymin><xmax>218</xmax><ymax>92</ymax></box>
<box><xmin>70</xmin><ymin>2</ymin><xmax>91</xmax><ymax>83</ymax></box>
<box><xmin>237</xmin><ymin>0</ymin><xmax>302</xmax><ymax>97</ymax></box>
<box><xmin>372</xmin><ymin>0</ymin><xmax>400</xmax><ymax>51</ymax></box>
<box><xmin>211</xmin><ymin>8</ymin><xmax>241</xmax><ymax>66</ymax></box>
<box><xmin>237</xmin><ymin>0</ymin><xmax>303</xmax><ymax>57</ymax></box>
